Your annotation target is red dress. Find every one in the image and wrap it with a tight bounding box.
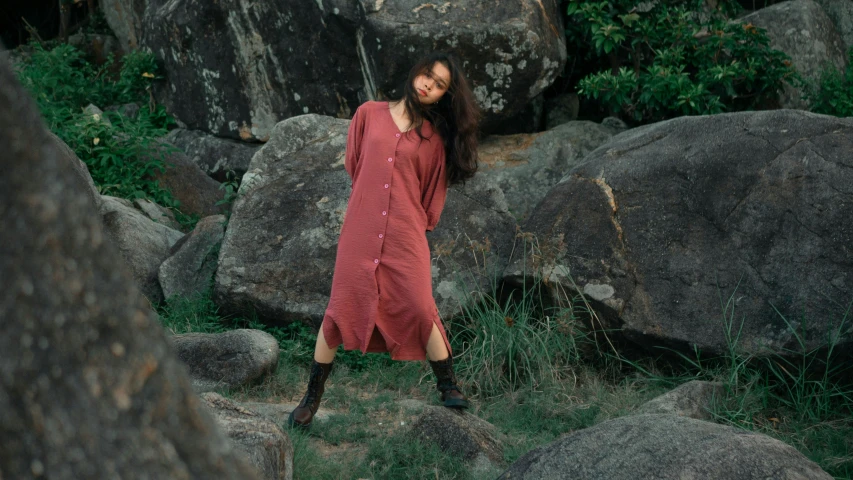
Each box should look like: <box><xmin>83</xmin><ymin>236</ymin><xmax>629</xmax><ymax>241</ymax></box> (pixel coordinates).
<box><xmin>322</xmin><ymin>101</ymin><xmax>452</xmax><ymax>361</ymax></box>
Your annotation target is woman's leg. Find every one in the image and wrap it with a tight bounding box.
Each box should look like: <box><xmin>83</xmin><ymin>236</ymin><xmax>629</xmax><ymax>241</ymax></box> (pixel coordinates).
<box><xmin>426</xmin><ymin>322</ymin><xmax>468</xmax><ymax>408</ymax></box>
<box><xmin>425</xmin><ymin>322</ymin><xmax>449</xmax><ymax>361</ymax></box>
<box><xmin>289</xmin><ymin>322</ymin><xmax>337</xmax><ymax>430</ymax></box>
<box><xmin>314</xmin><ymin>322</ymin><xmax>338</xmax><ymax>363</ymax></box>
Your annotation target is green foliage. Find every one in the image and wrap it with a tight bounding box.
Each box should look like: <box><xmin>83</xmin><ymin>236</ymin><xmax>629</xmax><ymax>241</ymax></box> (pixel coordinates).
<box><xmin>806</xmin><ymin>47</ymin><xmax>853</xmax><ymax>117</ymax></box>
<box><xmin>565</xmin><ymin>0</ymin><xmax>797</xmax><ymax>123</ymax></box>
<box><xmin>156</xmin><ymin>290</ymin><xmax>229</xmax><ymax>335</ymax></box>
<box><xmin>69</xmin><ymin>109</ymin><xmax>180</xmax><ymax>206</ymax></box>
<box><xmin>14</xmin><ymin>42</ymin><xmax>180</xmax><ymax>209</ymax></box>
<box><xmin>16</xmin><ymin>42</ymin><xmax>163</xmax><ymax>117</ymax></box>
<box><xmin>81</xmin><ymin>9</ymin><xmax>113</xmax><ymax>36</ymax></box>
<box><xmin>713</xmin><ymin>300</ymin><xmax>853</xmax><ymax>478</ymax></box>
<box><xmin>215</xmin><ymin>170</ymin><xmax>241</xmax><ymax>219</ymax></box>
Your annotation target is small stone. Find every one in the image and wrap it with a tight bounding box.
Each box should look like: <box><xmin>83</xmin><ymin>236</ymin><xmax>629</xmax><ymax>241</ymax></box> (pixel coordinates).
<box><xmin>583</xmin><ymin>283</ymin><xmax>615</xmax><ymax>301</ymax></box>
<box><xmin>31</xmin><ymin>459</ymin><xmax>44</xmax><ymax>476</ymax></box>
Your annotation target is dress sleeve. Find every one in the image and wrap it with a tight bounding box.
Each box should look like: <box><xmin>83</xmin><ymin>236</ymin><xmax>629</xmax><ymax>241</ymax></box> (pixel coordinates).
<box><xmin>345</xmin><ymin>105</ymin><xmax>366</xmax><ymax>185</ymax></box>
<box><xmin>422</xmin><ymin>140</ymin><xmax>448</xmax><ymax>232</ymax></box>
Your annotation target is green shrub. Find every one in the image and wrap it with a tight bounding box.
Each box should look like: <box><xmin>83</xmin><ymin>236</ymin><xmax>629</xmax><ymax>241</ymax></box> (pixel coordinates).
<box><xmin>806</xmin><ymin>47</ymin><xmax>853</xmax><ymax>117</ymax></box>
<box><xmin>564</xmin><ymin>0</ymin><xmax>797</xmax><ymax>123</ymax></box>
<box><xmin>14</xmin><ymin>42</ymin><xmax>182</xmax><ymax>215</ymax></box>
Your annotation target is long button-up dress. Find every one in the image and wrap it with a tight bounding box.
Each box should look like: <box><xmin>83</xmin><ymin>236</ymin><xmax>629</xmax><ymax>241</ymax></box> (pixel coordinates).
<box><xmin>321</xmin><ymin>101</ymin><xmax>451</xmax><ymax>361</ymax></box>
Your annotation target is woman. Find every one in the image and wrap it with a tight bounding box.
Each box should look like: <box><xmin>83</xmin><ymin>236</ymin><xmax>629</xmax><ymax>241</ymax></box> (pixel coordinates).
<box><xmin>288</xmin><ymin>52</ymin><xmax>480</xmax><ymax>430</ymax></box>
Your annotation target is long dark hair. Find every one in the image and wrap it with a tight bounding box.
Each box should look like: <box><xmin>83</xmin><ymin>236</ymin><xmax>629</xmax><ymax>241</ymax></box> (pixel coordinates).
<box><xmin>397</xmin><ymin>52</ymin><xmax>480</xmax><ymax>186</ymax></box>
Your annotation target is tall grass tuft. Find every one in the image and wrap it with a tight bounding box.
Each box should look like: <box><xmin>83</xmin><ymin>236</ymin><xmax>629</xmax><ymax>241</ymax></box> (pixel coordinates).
<box><xmin>452</xmin><ymin>280</ymin><xmax>584</xmax><ymax>398</ymax></box>
<box><xmin>156</xmin><ymin>290</ymin><xmax>228</xmax><ymax>335</ymax></box>
<box><xmin>446</xmin><ymin>230</ymin><xmax>598</xmax><ymax>399</ymax></box>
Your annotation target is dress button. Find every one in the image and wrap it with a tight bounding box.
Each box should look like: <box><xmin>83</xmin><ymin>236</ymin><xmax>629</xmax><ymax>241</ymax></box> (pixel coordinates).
<box><xmin>381</xmin><ymin>210</ymin><xmax>387</xmax><ymax>215</ymax></box>
<box><xmin>374</xmin><ymin>258</ymin><xmax>379</xmax><ymax>264</ymax></box>
<box><xmin>395</xmin><ymin>133</ymin><xmax>401</xmax><ymax>138</ymax></box>
<box><xmin>387</xmin><ymin>157</ymin><xmax>393</xmax><ymax>162</ymax></box>
<box><xmin>384</xmin><ymin>183</ymin><xmax>389</xmax><ymax>188</ymax></box>
<box><xmin>378</xmin><ymin>234</ymin><xmax>384</xmax><ymax>238</ymax></box>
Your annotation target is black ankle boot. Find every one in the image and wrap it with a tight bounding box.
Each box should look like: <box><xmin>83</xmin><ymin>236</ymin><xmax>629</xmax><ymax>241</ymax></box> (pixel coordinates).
<box><xmin>287</xmin><ymin>360</ymin><xmax>333</xmax><ymax>430</ymax></box>
<box><xmin>429</xmin><ymin>356</ymin><xmax>469</xmax><ymax>409</ymax></box>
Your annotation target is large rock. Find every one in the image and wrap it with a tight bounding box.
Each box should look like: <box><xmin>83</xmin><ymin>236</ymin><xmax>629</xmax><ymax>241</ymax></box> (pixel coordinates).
<box><xmin>476</xmin><ymin>120</ymin><xmax>618</xmax><ymax>222</ymax></box>
<box><xmin>498</xmin><ymin>414</ymin><xmax>832</xmax><ymax>479</ymax></box>
<box><xmin>637</xmin><ymin>380</ymin><xmax>724</xmax><ymax>421</ymax></box>
<box><xmin>166</xmin><ymin>127</ymin><xmax>262</xmax><ymax>180</ymax></box>
<box><xmin>100</xmin><ymin>195</ymin><xmax>184</xmax><ymax>304</ymax></box>
<box><xmin>216</xmin><ymin>114</ymin><xmax>516</xmax><ymax>326</ymax></box>
<box><xmin>359</xmin><ymin>0</ymin><xmax>566</xmax><ymax>131</ymax></box>
<box><xmin>159</xmin><ymin>214</ymin><xmax>226</xmax><ymax>300</ymax></box>
<box><xmin>150</xmin><ymin>141</ymin><xmax>228</xmax><ymax>217</ymax></box>
<box><xmin>201</xmin><ymin>392</ymin><xmax>294</xmax><ymax>480</ymax></box>
<box><xmin>134</xmin><ymin>197</ymin><xmax>183</xmax><ymax>231</ymax></box>
<box><xmin>741</xmin><ymin>0</ymin><xmax>847</xmax><ymax>109</ymax></box>
<box><xmin>410</xmin><ymin>406</ymin><xmax>505</xmax><ymax>464</ymax></box>
<box><xmin>46</xmin><ymin>130</ymin><xmax>101</xmax><ymax>210</ymax></box>
<box><xmin>428</xmin><ymin>179</ymin><xmax>518</xmax><ymax>320</ymax></box>
<box><xmin>100</xmin><ymin>0</ymin><xmax>146</xmax><ymax>51</ymax></box>
<box><xmin>170</xmin><ymin>329</ymin><xmax>280</xmax><ymax>392</ymax></box>
<box><xmin>138</xmin><ymin>0</ymin><xmax>565</xmax><ymax>140</ymax></box>
<box><xmin>215</xmin><ymin>114</ymin><xmax>352</xmax><ymax>324</ymax></box>
<box><xmin>815</xmin><ymin>0</ymin><xmax>853</xmax><ymax>50</ymax></box>
<box><xmin>68</xmin><ymin>33</ymin><xmax>122</xmax><ymax>65</ymax></box>
<box><xmin>0</xmin><ymin>45</ymin><xmax>260</xmax><ymax>479</ymax></box>
<box><xmin>505</xmin><ymin>110</ymin><xmax>853</xmax><ymax>357</ymax></box>
<box><xmin>141</xmin><ymin>0</ymin><xmax>363</xmax><ymax>141</ymax></box>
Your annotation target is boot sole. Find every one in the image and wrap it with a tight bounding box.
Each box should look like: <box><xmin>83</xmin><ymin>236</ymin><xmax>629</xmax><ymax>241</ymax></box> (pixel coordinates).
<box><xmin>444</xmin><ymin>398</ymin><xmax>469</xmax><ymax>409</ymax></box>
<box><xmin>287</xmin><ymin>411</ymin><xmax>312</xmax><ymax>430</ymax></box>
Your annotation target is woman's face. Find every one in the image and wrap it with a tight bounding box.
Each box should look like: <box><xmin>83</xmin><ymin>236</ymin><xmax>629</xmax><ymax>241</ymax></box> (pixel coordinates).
<box><xmin>413</xmin><ymin>61</ymin><xmax>451</xmax><ymax>105</ymax></box>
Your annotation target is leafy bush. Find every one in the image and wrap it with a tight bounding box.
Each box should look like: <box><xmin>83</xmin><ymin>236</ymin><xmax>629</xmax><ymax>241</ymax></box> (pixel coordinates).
<box><xmin>564</xmin><ymin>0</ymin><xmax>797</xmax><ymax>123</ymax></box>
<box><xmin>14</xmin><ymin>42</ymin><xmax>181</xmax><ymax>213</ymax></box>
<box><xmin>806</xmin><ymin>47</ymin><xmax>853</xmax><ymax>117</ymax></box>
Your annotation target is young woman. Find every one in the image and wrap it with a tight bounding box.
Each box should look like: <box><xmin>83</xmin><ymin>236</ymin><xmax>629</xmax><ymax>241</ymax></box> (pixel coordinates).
<box><xmin>288</xmin><ymin>52</ymin><xmax>480</xmax><ymax>429</ymax></box>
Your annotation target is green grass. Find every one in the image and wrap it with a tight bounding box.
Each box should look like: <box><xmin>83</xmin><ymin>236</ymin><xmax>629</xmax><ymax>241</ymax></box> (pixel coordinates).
<box><xmin>357</xmin><ymin>433</ymin><xmax>474</xmax><ymax>480</ymax></box>
<box><xmin>621</xmin><ymin>282</ymin><xmax>853</xmax><ymax>479</ymax></box>
<box><xmin>157</xmin><ymin>290</ymin><xmax>229</xmax><ymax>335</ymax></box>
<box><xmin>153</xmin><ymin>241</ymin><xmax>853</xmax><ymax>479</ymax></box>
<box><xmin>289</xmin><ymin>426</ymin><xmax>478</xmax><ymax>480</ymax></box>
<box><xmin>450</xmin><ymin>279</ymin><xmax>584</xmax><ymax>398</ymax></box>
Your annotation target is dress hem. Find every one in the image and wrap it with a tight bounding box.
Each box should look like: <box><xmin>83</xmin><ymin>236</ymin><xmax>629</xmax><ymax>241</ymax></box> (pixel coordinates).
<box><xmin>320</xmin><ymin>310</ymin><xmax>451</xmax><ymax>362</ymax></box>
